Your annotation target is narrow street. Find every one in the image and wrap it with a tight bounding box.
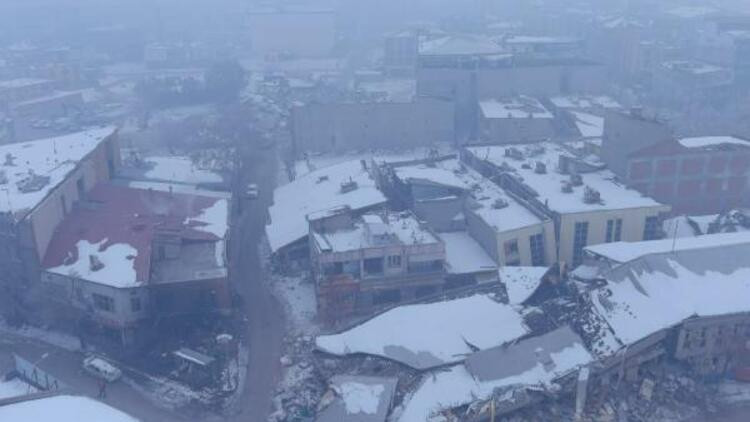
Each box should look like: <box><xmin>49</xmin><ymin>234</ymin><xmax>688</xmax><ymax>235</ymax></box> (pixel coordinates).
<box><xmin>229</xmin><ymin>145</ymin><xmax>287</xmax><ymax>422</ymax></box>
<box><xmin>0</xmin><ymin>331</ymin><xmax>186</xmax><ymax>422</ymax></box>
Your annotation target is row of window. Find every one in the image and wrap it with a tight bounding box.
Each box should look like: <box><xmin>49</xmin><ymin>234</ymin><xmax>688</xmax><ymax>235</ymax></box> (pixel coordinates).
<box><xmin>92</xmin><ymin>293</ymin><xmax>141</xmax><ymax>313</ymax></box>
<box><xmin>572</xmin><ymin>216</ymin><xmax>660</xmax><ymax>266</ymax></box>
<box><xmin>503</xmin><ymin>233</ymin><xmax>546</xmax><ymax>267</ymax></box>
<box><xmin>629</xmin><ymin>155</ymin><xmax>750</xmax><ymax>180</ymax></box>
<box><xmin>635</xmin><ymin>177</ymin><xmax>748</xmax><ymax>199</ymax></box>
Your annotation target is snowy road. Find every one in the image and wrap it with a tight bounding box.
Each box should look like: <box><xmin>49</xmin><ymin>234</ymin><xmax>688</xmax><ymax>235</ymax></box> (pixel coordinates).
<box><xmin>228</xmin><ymin>146</ymin><xmax>287</xmax><ymax>422</ymax></box>
<box><xmin>0</xmin><ymin>330</ymin><xmax>186</xmax><ymax>422</ymax></box>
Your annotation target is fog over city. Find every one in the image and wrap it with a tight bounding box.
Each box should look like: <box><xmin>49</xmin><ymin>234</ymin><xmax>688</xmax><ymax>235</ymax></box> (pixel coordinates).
<box><xmin>1</xmin><ymin>1</ymin><xmax>750</xmax><ymax>421</ymax></box>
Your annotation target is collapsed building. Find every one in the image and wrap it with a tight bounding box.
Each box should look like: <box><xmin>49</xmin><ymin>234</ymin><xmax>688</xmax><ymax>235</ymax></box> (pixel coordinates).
<box><xmin>311</xmin><ymin>232</ymin><xmax>750</xmax><ymax>422</ymax></box>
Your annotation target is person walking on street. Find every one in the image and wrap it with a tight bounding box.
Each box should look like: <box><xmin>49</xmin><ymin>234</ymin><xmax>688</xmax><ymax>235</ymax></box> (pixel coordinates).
<box><xmin>97</xmin><ymin>379</ymin><xmax>107</xmax><ymax>399</ymax></box>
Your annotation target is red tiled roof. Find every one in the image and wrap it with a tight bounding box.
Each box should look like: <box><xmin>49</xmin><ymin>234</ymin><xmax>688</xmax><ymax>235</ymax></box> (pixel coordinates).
<box><xmin>43</xmin><ymin>183</ymin><xmax>223</xmax><ymax>283</ymax></box>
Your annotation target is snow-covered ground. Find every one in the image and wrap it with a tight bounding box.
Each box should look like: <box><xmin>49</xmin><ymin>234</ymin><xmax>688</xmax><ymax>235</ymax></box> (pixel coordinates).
<box><xmin>0</xmin><ymin>319</ymin><xmax>81</xmax><ymax>352</ymax></box>
<box><xmin>0</xmin><ymin>377</ymin><xmax>37</xmax><ymax>400</ymax></box>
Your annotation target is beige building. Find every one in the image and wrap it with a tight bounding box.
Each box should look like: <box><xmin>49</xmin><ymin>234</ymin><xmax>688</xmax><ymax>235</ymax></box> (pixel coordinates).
<box><xmin>0</xmin><ymin>127</ymin><xmax>119</xmax><ymax>319</ymax></box>
<box><xmin>463</xmin><ymin>142</ymin><xmax>670</xmax><ymax>267</ymax></box>
<box><xmin>382</xmin><ymin>157</ymin><xmax>557</xmax><ymax>267</ymax></box>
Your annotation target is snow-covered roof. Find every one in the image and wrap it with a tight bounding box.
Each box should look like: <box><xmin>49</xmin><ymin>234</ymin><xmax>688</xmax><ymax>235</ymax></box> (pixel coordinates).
<box><xmin>316</xmin><ymin>294</ymin><xmax>528</xmax><ymax>370</ymax></box>
<box><xmin>0</xmin><ymin>394</ymin><xmax>138</xmax><ymax>422</ymax></box>
<box><xmin>393</xmin><ymin>159</ymin><xmax>545</xmax><ymax>233</ymax></box>
<box><xmin>498</xmin><ymin>266</ymin><xmax>549</xmax><ymax>305</ymax></box>
<box><xmin>398</xmin><ymin>326</ymin><xmax>592</xmax><ymax>422</ymax></box>
<box><xmin>0</xmin><ymin>77</ymin><xmax>51</xmax><ymax>89</ymax></box>
<box><xmin>663</xmin><ymin>60</ymin><xmax>726</xmax><ymax>75</ymax></box>
<box><xmin>317</xmin><ymin>376</ymin><xmax>397</xmax><ymax>422</ymax></box>
<box><xmin>267</xmin><ymin>160</ymin><xmax>386</xmax><ymax>253</ymax></box>
<box><xmin>44</xmin><ymin>183</ymin><xmax>228</xmax><ymax>288</ymax></box>
<box><xmin>356</xmin><ymin>79</ymin><xmax>416</xmax><ymax>103</ymax></box>
<box><xmin>591</xmin><ymin>242</ymin><xmax>750</xmax><ymax>347</ymax></box>
<box><xmin>313</xmin><ymin>212</ymin><xmax>439</xmax><ymax>253</ymax></box>
<box><xmin>666</xmin><ymin>6</ymin><xmax>718</xmax><ymax>19</ymax></box>
<box><xmin>503</xmin><ymin>35</ymin><xmax>579</xmax><ymax>45</ymax></box>
<box><xmin>585</xmin><ymin>231</ymin><xmax>750</xmax><ymax>264</ymax></box>
<box><xmin>140</xmin><ymin>156</ymin><xmax>222</xmax><ymax>185</ymax></box>
<box><xmin>0</xmin><ymin>127</ymin><xmax>117</xmax><ymax>220</ymax></box>
<box><xmin>419</xmin><ymin>35</ymin><xmax>505</xmax><ymax>56</ymax></box>
<box><xmin>572</xmin><ymin>111</ymin><xmax>604</xmax><ymax>138</ymax></box>
<box><xmin>466</xmin><ymin>143</ymin><xmax>667</xmax><ymax>214</ymax></box>
<box><xmin>480</xmin><ymin>96</ymin><xmax>553</xmax><ymax>119</ymax></box>
<box><xmin>439</xmin><ymin>231</ymin><xmax>497</xmax><ymax>275</ymax></box>
<box><xmin>677</xmin><ymin>136</ymin><xmax>750</xmax><ymax>149</ymax></box>
<box><xmin>549</xmin><ymin>95</ymin><xmax>622</xmax><ymax>111</ymax></box>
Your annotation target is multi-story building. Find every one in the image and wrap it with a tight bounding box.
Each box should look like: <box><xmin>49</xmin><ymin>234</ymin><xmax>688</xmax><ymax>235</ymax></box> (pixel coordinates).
<box><xmin>380</xmin><ymin>157</ymin><xmax>556</xmax><ymax>268</ymax></box>
<box><xmin>384</xmin><ymin>30</ymin><xmax>419</xmax><ymax>76</ymax></box>
<box><xmin>624</xmin><ymin>136</ymin><xmax>750</xmax><ymax>214</ymax></box>
<box><xmin>602</xmin><ymin>110</ymin><xmax>750</xmax><ymax>214</ymax></box>
<box><xmin>417</xmin><ymin>36</ymin><xmax>606</xmax><ymax>140</ymax></box>
<box><xmin>0</xmin><ymin>127</ymin><xmax>119</xmax><ymax>319</ymax></box>
<box><xmin>310</xmin><ymin>209</ymin><xmax>445</xmax><ymax>320</ymax></box>
<box><xmin>463</xmin><ymin>142</ymin><xmax>670</xmax><ymax>267</ymax></box>
<box><xmin>40</xmin><ymin>183</ymin><xmax>230</xmax><ymax>347</ymax></box>
<box><xmin>291</xmin><ymin>78</ymin><xmax>454</xmax><ymax>155</ymax></box>
<box><xmin>478</xmin><ymin>96</ymin><xmax>558</xmax><ymax>144</ymax></box>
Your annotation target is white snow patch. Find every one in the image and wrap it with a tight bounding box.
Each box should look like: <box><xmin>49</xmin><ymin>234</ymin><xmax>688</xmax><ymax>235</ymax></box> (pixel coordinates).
<box><xmin>335</xmin><ymin>382</ymin><xmax>385</xmax><ymax>415</ymax></box>
<box><xmin>143</xmin><ymin>156</ymin><xmax>223</xmax><ymax>185</ymax></box>
<box><xmin>0</xmin><ymin>377</ymin><xmax>37</xmax><ymax>400</ymax></box>
<box><xmin>0</xmin><ymin>395</ymin><xmax>139</xmax><ymax>421</ymax></box>
<box><xmin>439</xmin><ymin>232</ymin><xmax>497</xmax><ymax>275</ymax></box>
<box><xmin>0</xmin><ymin>320</ymin><xmax>81</xmax><ymax>352</ymax></box>
<box><xmin>47</xmin><ymin>239</ymin><xmax>140</xmax><ymax>287</ymax></box>
<box><xmin>678</xmin><ymin>136</ymin><xmax>750</xmax><ymax>149</ymax></box>
<box><xmin>499</xmin><ymin>266</ymin><xmax>548</xmax><ymax>305</ymax></box>
<box><xmin>399</xmin><ymin>342</ymin><xmax>591</xmax><ymax>422</ymax></box>
<box><xmin>316</xmin><ymin>294</ymin><xmax>528</xmax><ymax>370</ymax></box>
<box><xmin>186</xmin><ymin>199</ymin><xmax>229</xmax><ymax>238</ymax></box>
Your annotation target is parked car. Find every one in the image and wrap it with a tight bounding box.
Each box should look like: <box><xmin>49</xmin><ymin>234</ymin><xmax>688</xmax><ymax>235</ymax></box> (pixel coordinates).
<box><xmin>82</xmin><ymin>355</ymin><xmax>122</xmax><ymax>383</ymax></box>
<box><xmin>246</xmin><ymin>183</ymin><xmax>259</xmax><ymax>199</ymax></box>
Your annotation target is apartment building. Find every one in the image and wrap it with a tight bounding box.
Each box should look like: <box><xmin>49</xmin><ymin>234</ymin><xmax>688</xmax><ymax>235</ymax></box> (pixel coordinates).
<box><xmin>463</xmin><ymin>142</ymin><xmax>670</xmax><ymax>267</ymax></box>
<box><xmin>309</xmin><ymin>209</ymin><xmax>445</xmax><ymax>320</ymax></box>
<box><xmin>479</xmin><ymin>96</ymin><xmax>557</xmax><ymax>144</ymax></box>
<box><xmin>602</xmin><ymin>110</ymin><xmax>750</xmax><ymax>214</ymax></box>
<box><xmin>0</xmin><ymin>127</ymin><xmax>119</xmax><ymax>318</ymax></box>
<box><xmin>380</xmin><ymin>157</ymin><xmax>556</xmax><ymax>268</ymax></box>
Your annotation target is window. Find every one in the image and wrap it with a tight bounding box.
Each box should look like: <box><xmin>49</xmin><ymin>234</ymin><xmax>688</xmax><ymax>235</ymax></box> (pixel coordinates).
<box><xmin>130</xmin><ymin>297</ymin><xmax>142</xmax><ymax>312</ymax></box>
<box><xmin>387</xmin><ymin>255</ymin><xmax>402</xmax><ymax>268</ymax></box>
<box><xmin>572</xmin><ymin>222</ymin><xmax>589</xmax><ymax>266</ymax></box>
<box><xmin>656</xmin><ymin>159</ymin><xmax>677</xmax><ymax>176</ymax></box>
<box><xmin>529</xmin><ymin>233</ymin><xmax>545</xmax><ymax>266</ymax></box>
<box><xmin>60</xmin><ymin>194</ymin><xmax>67</xmax><ymax>216</ymax></box>
<box><xmin>643</xmin><ymin>216</ymin><xmax>660</xmax><ymax>241</ymax></box>
<box><xmin>629</xmin><ymin>161</ymin><xmax>652</xmax><ymax>180</ymax></box>
<box><xmin>605</xmin><ymin>219</ymin><xmax>623</xmax><ymax>243</ymax></box>
<box><xmin>408</xmin><ymin>259</ymin><xmax>442</xmax><ymax>273</ymax></box>
<box><xmin>363</xmin><ymin>257</ymin><xmax>384</xmax><ymax>276</ymax></box>
<box><xmin>77</xmin><ymin>178</ymin><xmax>85</xmax><ymax>199</ymax></box>
<box><xmin>373</xmin><ymin>289</ymin><xmax>401</xmax><ymax>305</ymax></box>
<box><xmin>504</xmin><ymin>239</ymin><xmax>519</xmax><ymax>256</ymax></box>
<box><xmin>92</xmin><ymin>293</ymin><xmax>114</xmax><ymax>312</ymax></box>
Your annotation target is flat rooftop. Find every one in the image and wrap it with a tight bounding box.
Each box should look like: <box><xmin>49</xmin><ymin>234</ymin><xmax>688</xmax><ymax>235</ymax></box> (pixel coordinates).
<box><xmin>118</xmin><ymin>154</ymin><xmax>227</xmax><ymax>188</ymax></box>
<box><xmin>479</xmin><ymin>96</ymin><xmax>553</xmax><ymax>119</ymax></box>
<box><xmin>466</xmin><ymin>143</ymin><xmax>666</xmax><ymax>214</ymax></box>
<box><xmin>43</xmin><ymin>183</ymin><xmax>228</xmax><ymax>288</ymax></box>
<box><xmin>0</xmin><ymin>127</ymin><xmax>117</xmax><ymax>220</ymax></box>
<box><xmin>313</xmin><ymin>212</ymin><xmax>439</xmax><ymax>254</ymax></box>
<box><xmin>549</xmin><ymin>95</ymin><xmax>622</xmax><ymax>111</ymax></box>
<box><xmin>267</xmin><ymin>159</ymin><xmax>387</xmax><ymax>253</ymax></box>
<box><xmin>393</xmin><ymin>158</ymin><xmax>545</xmax><ymax>232</ymax></box>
